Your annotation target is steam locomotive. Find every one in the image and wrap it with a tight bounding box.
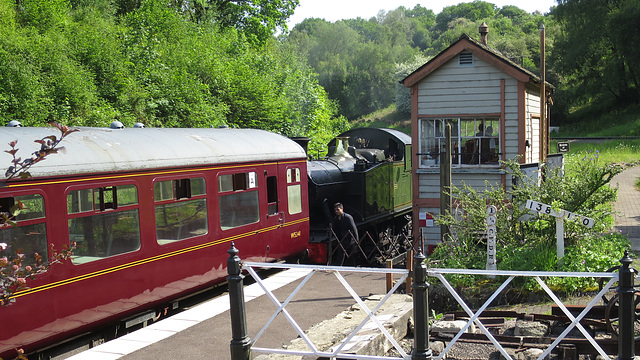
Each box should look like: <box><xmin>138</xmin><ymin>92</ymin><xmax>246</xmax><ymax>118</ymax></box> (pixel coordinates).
<box><xmin>303</xmin><ymin>127</ymin><xmax>413</xmax><ymax>265</ymax></box>
<box><xmin>0</xmin><ymin>124</ymin><xmax>412</xmax><ymax>358</ymax></box>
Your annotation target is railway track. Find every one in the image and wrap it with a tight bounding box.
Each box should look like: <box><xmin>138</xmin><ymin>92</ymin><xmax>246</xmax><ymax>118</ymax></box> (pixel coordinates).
<box><xmin>429</xmin><ymin>306</ymin><xmax>640</xmax><ymax>359</ymax></box>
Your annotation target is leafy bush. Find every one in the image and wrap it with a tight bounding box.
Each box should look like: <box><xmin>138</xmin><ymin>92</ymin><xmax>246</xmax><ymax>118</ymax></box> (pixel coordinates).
<box><xmin>429</xmin><ymin>154</ymin><xmax>628</xmax><ymax>294</ymax></box>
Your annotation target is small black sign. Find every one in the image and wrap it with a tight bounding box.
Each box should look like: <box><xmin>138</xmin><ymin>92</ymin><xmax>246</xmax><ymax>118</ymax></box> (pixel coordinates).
<box><xmin>557</xmin><ymin>142</ymin><xmax>570</xmax><ymax>153</ymax></box>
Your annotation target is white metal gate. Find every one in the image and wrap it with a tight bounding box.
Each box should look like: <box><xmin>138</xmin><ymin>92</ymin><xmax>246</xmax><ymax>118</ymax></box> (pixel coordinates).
<box><xmin>428</xmin><ymin>268</ymin><xmax>620</xmax><ymax>360</ymax></box>
<box><xmin>242</xmin><ymin>262</ymin><xmax>411</xmax><ymax>359</ymax></box>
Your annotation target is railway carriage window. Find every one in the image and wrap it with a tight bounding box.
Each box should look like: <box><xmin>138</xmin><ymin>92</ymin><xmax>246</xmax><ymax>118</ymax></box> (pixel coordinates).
<box><xmin>154</xmin><ymin>177</ymin><xmax>208</xmax><ymax>244</ymax></box>
<box><xmin>218</xmin><ymin>172</ymin><xmax>259</xmax><ymax>230</ymax></box>
<box><xmin>67</xmin><ymin>189</ymin><xmax>93</xmax><ymax>213</ymax></box>
<box><xmin>67</xmin><ymin>185</ymin><xmax>141</xmax><ymax>264</ymax></box>
<box><xmin>286</xmin><ymin>168</ymin><xmax>302</xmax><ymax>215</ymax></box>
<box><xmin>0</xmin><ymin>194</ymin><xmax>48</xmax><ymax>264</ymax></box>
<box><xmin>286</xmin><ymin>168</ymin><xmax>301</xmax><ymax>183</ymax></box>
<box><xmin>154</xmin><ymin>178</ymin><xmax>205</xmax><ymax>201</ymax></box>
<box><xmin>117</xmin><ymin>185</ymin><xmax>139</xmax><ymax>206</ymax></box>
<box><xmin>266</xmin><ymin>176</ymin><xmax>278</xmax><ymax>215</ymax></box>
<box><xmin>154</xmin><ymin>181</ymin><xmax>174</xmax><ymax>201</ymax></box>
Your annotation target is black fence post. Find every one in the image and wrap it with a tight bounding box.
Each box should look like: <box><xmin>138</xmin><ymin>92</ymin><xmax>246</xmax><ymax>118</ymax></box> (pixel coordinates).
<box><xmin>618</xmin><ymin>250</ymin><xmax>635</xmax><ymax>360</ymax></box>
<box><xmin>411</xmin><ymin>249</ymin><xmax>432</xmax><ymax>360</ymax></box>
<box><xmin>228</xmin><ymin>243</ymin><xmax>252</xmax><ymax>360</ymax></box>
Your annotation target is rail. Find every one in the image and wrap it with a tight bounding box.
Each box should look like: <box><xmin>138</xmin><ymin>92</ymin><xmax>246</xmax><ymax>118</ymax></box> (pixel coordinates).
<box><xmin>227</xmin><ymin>244</ymin><xmax>637</xmax><ymax>360</ymax></box>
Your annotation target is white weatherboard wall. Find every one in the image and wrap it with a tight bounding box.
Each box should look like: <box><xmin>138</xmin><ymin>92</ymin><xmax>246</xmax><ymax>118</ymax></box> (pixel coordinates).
<box><xmin>416</xmin><ymin>170</ymin><xmax>503</xmax><ymax>200</ymax></box>
<box><xmin>417</xmin><ymin>53</ymin><xmax>507</xmax><ymax>115</ymax></box>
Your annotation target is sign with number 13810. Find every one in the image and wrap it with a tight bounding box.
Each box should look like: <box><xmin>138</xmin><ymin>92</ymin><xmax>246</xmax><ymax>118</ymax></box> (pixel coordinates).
<box><xmin>525</xmin><ymin>199</ymin><xmax>594</xmax><ymax>228</ymax></box>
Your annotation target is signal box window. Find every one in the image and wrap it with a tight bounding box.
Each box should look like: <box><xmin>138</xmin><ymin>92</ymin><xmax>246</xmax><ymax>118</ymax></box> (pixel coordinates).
<box><xmin>286</xmin><ymin>168</ymin><xmax>302</xmax><ymax>215</ymax></box>
<box><xmin>419</xmin><ymin>118</ymin><xmax>500</xmax><ymax>167</ymax></box>
<box><xmin>67</xmin><ymin>185</ymin><xmax>141</xmax><ymax>264</ymax></box>
<box><xmin>0</xmin><ymin>194</ymin><xmax>48</xmax><ymax>265</ymax></box>
<box><xmin>218</xmin><ymin>172</ymin><xmax>259</xmax><ymax>230</ymax></box>
<box><xmin>154</xmin><ymin>177</ymin><xmax>208</xmax><ymax>244</ymax></box>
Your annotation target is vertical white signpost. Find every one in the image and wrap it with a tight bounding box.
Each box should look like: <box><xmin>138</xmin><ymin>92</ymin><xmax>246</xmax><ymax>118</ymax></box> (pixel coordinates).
<box><xmin>486</xmin><ymin>205</ymin><xmax>497</xmax><ymax>272</ymax></box>
<box><xmin>525</xmin><ymin>199</ymin><xmax>595</xmax><ymax>259</ymax></box>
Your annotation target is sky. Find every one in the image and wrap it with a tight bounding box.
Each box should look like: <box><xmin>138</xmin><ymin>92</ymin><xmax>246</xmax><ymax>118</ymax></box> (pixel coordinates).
<box><xmin>287</xmin><ymin>0</ymin><xmax>557</xmax><ymax>28</ymax></box>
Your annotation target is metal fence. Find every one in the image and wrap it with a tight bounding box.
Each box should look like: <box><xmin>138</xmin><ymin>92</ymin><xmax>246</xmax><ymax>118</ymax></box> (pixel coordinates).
<box><xmin>227</xmin><ymin>243</ymin><xmax>637</xmax><ymax>360</ymax></box>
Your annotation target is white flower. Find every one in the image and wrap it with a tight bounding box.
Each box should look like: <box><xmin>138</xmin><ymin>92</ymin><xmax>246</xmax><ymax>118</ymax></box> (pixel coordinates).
<box><xmin>0</xmin><ymin>243</ymin><xmax>7</xmax><ymax>251</ymax></box>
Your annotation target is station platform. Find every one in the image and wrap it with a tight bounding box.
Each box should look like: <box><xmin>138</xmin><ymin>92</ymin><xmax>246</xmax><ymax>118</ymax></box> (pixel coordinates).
<box><xmin>67</xmin><ymin>266</ymin><xmax>389</xmax><ymax>360</ymax></box>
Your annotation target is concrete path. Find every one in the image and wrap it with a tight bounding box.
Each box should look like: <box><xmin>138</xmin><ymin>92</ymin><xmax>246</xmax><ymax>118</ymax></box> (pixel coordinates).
<box><xmin>611</xmin><ymin>165</ymin><xmax>640</xmax><ymax>252</ymax></box>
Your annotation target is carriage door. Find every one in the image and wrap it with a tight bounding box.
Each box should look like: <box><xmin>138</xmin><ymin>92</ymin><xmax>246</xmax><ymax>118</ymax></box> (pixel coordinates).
<box><xmin>265</xmin><ymin>164</ymin><xmax>303</xmax><ymax>225</ymax></box>
<box><xmin>264</xmin><ymin>165</ymin><xmax>283</xmax><ymax>230</ymax></box>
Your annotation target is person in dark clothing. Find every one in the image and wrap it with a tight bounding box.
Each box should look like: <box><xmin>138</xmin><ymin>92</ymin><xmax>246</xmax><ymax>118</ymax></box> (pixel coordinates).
<box><xmin>330</xmin><ymin>202</ymin><xmax>358</xmax><ymax>266</ymax></box>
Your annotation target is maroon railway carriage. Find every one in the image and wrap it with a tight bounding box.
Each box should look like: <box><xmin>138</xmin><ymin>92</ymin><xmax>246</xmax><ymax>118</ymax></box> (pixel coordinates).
<box><xmin>0</xmin><ymin>126</ymin><xmax>309</xmax><ymax>357</ymax></box>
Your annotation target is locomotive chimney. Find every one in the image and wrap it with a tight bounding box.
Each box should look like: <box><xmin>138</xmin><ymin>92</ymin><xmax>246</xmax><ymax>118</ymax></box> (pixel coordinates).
<box><xmin>479</xmin><ymin>22</ymin><xmax>489</xmax><ymax>45</ymax></box>
<box><xmin>291</xmin><ymin>137</ymin><xmax>310</xmax><ymax>155</ymax></box>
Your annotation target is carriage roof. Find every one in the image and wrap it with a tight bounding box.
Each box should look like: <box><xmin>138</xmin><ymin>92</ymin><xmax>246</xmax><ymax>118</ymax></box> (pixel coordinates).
<box><xmin>0</xmin><ymin>127</ymin><xmax>306</xmax><ymax>180</ymax></box>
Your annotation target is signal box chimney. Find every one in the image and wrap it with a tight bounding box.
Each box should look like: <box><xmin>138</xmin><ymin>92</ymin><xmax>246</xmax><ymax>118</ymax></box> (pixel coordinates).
<box><xmin>479</xmin><ymin>22</ymin><xmax>489</xmax><ymax>45</ymax></box>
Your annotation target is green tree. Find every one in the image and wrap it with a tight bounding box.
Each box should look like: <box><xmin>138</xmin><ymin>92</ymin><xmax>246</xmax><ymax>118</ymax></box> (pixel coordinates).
<box><xmin>17</xmin><ymin>0</ymin><xmax>70</xmax><ymax>31</ymax></box>
<box><xmin>434</xmin><ymin>1</ymin><xmax>497</xmax><ymax>33</ymax></box>
<box><xmin>552</xmin><ymin>0</ymin><xmax>640</xmax><ymax>113</ymax></box>
<box><xmin>289</xmin><ymin>13</ymin><xmax>419</xmax><ymax>119</ymax></box>
<box><xmin>0</xmin><ymin>0</ymin><xmax>16</xmax><ymax>30</ymax></box>
<box><xmin>405</xmin><ymin>4</ymin><xmax>436</xmax><ymax>51</ymax></box>
<box><xmin>157</xmin><ymin>0</ymin><xmax>299</xmax><ymax>45</ymax></box>
<box><xmin>0</xmin><ymin>0</ymin><xmax>343</xmax><ymax>142</ymax></box>
<box><xmin>395</xmin><ymin>54</ymin><xmax>430</xmax><ymax>115</ymax></box>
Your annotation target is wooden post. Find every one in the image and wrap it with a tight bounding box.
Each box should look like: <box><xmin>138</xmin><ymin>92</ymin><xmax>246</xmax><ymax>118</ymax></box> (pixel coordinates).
<box><xmin>405</xmin><ymin>249</ymin><xmax>414</xmax><ymax>293</ymax></box>
<box><xmin>386</xmin><ymin>259</ymin><xmax>393</xmax><ymax>293</ymax></box>
<box><xmin>540</xmin><ymin>24</ymin><xmax>547</xmax><ymax>163</ymax></box>
<box><xmin>440</xmin><ymin>123</ymin><xmax>452</xmax><ymax>241</ymax></box>
<box><xmin>556</xmin><ymin>217</ymin><xmax>564</xmax><ymax>259</ymax></box>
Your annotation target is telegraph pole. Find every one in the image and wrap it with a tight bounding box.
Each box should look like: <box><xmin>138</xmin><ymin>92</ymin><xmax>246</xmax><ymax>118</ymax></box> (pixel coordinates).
<box><xmin>540</xmin><ymin>24</ymin><xmax>547</xmax><ymax>162</ymax></box>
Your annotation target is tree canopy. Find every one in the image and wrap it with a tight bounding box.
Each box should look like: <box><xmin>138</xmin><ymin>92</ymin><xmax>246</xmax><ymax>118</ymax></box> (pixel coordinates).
<box><xmin>0</xmin><ymin>0</ymin><xmax>347</xmax><ymax>153</ymax></box>
<box><xmin>287</xmin><ymin>1</ymin><xmax>550</xmax><ymax>119</ymax></box>
<box><xmin>551</xmin><ymin>0</ymin><xmax>640</xmax><ymax>121</ymax></box>
<box><xmin>1</xmin><ymin>0</ymin><xmax>638</xmax><ymax>133</ymax></box>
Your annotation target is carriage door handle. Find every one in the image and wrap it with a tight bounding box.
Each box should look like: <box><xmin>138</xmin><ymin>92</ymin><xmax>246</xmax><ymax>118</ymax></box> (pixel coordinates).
<box><xmin>279</xmin><ymin>212</ymin><xmax>285</xmax><ymax>226</ymax></box>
